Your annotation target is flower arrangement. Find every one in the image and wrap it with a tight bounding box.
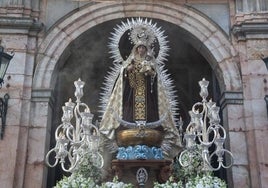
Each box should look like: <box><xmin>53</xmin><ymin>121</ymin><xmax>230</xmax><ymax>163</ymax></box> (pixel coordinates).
<box><xmin>54</xmin><ymin>173</ymin><xmax>96</xmax><ymax>188</ymax></box>
<box><xmin>153</xmin><ymin>174</ymin><xmax>226</xmax><ymax>188</ymax></box>
<box><xmin>74</xmin><ymin>153</ymin><xmax>102</xmax><ymax>184</ymax></box>
<box><xmin>154</xmin><ymin>176</ymin><xmax>183</xmax><ymax>188</ymax></box>
<box><xmin>185</xmin><ymin>174</ymin><xmax>226</xmax><ymax>188</ymax></box>
<box><xmin>55</xmin><ymin>145</ymin><xmax>226</xmax><ymax>188</ymax></box>
<box><xmin>99</xmin><ymin>176</ymin><xmax>134</xmax><ymax>188</ymax></box>
<box><xmin>153</xmin><ymin>144</ymin><xmax>227</xmax><ymax>188</ymax></box>
<box><xmin>54</xmin><ymin>153</ymin><xmax>102</xmax><ymax>188</ymax></box>
<box><xmin>54</xmin><ymin>152</ymin><xmax>133</xmax><ymax>188</ymax></box>
<box><xmin>173</xmin><ymin>145</ymin><xmax>204</xmax><ymax>183</ymax></box>
<box><xmin>55</xmin><ymin>174</ymin><xmax>134</xmax><ymax>188</ymax></box>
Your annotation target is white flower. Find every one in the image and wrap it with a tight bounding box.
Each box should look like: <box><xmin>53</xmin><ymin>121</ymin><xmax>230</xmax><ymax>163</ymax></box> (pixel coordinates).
<box><xmin>185</xmin><ymin>174</ymin><xmax>226</xmax><ymax>188</ymax></box>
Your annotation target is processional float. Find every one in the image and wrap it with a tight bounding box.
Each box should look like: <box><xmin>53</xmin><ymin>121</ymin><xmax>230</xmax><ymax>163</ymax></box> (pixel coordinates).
<box><xmin>46</xmin><ymin>18</ymin><xmax>233</xmax><ymax>188</ymax></box>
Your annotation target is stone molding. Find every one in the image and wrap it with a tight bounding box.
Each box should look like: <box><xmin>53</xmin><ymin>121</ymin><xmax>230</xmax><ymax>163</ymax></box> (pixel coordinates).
<box><xmin>0</xmin><ymin>16</ymin><xmax>43</xmax><ymax>32</ymax></box>
<box><xmin>220</xmin><ymin>91</ymin><xmax>243</xmax><ymax>109</ymax></box>
<box><xmin>232</xmin><ymin>22</ymin><xmax>268</xmax><ymax>40</ymax></box>
<box><xmin>31</xmin><ymin>88</ymin><xmax>54</xmax><ymax>106</ymax></box>
<box><xmin>0</xmin><ymin>1</ymin><xmax>40</xmax><ymax>18</ymax></box>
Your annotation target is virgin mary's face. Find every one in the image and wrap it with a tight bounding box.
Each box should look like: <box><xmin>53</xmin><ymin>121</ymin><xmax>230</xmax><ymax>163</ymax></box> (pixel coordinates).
<box><xmin>136</xmin><ymin>45</ymin><xmax>147</xmax><ymax>56</ymax></box>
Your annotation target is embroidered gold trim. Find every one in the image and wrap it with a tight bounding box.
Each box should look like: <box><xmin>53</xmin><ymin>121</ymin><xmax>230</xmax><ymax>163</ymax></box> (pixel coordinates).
<box><xmin>128</xmin><ymin>61</ymin><xmax>147</xmax><ymax>120</ymax></box>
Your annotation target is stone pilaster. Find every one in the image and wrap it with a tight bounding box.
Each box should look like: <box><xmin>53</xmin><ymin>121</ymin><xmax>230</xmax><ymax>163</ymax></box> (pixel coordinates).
<box><xmin>0</xmin><ymin>12</ymin><xmax>43</xmax><ymax>188</ymax></box>
<box><xmin>231</xmin><ymin>12</ymin><xmax>268</xmax><ymax>187</ymax></box>
<box><xmin>220</xmin><ymin>92</ymin><xmax>249</xmax><ymax>188</ymax></box>
<box><xmin>23</xmin><ymin>89</ymin><xmax>54</xmax><ymax>188</ymax></box>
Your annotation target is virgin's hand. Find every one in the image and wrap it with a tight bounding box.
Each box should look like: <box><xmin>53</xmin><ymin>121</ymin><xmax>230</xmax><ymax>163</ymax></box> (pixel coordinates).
<box><xmin>127</xmin><ymin>64</ymin><xmax>134</xmax><ymax>71</ymax></box>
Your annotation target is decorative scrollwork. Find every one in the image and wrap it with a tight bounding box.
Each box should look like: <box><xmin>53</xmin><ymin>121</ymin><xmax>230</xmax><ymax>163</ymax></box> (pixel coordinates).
<box><xmin>46</xmin><ymin>79</ymin><xmax>104</xmax><ymax>173</ymax></box>
<box><xmin>180</xmin><ymin>78</ymin><xmax>234</xmax><ymax>172</ymax></box>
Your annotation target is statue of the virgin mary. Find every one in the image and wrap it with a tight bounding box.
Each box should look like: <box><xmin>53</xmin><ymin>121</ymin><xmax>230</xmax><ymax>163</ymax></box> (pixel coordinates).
<box><xmin>99</xmin><ymin>18</ymin><xmax>182</xmax><ymax>160</ymax></box>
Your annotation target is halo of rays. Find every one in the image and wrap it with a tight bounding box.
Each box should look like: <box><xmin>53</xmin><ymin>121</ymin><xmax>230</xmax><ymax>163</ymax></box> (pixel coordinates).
<box><xmin>99</xmin><ymin>18</ymin><xmax>179</xmax><ymax>126</ymax></box>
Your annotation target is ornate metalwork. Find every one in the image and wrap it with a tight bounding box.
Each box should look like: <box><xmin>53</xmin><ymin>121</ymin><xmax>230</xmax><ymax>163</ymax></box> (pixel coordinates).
<box><xmin>136</xmin><ymin>167</ymin><xmax>148</xmax><ymax>187</ymax></box>
<box><xmin>46</xmin><ymin>79</ymin><xmax>104</xmax><ymax>172</ymax></box>
<box><xmin>0</xmin><ymin>43</ymin><xmax>13</xmax><ymax>139</ymax></box>
<box><xmin>265</xmin><ymin>95</ymin><xmax>268</xmax><ymax>118</ymax></box>
<box><xmin>0</xmin><ymin>94</ymin><xmax>9</xmax><ymax>139</ymax></box>
<box><xmin>179</xmin><ymin>78</ymin><xmax>234</xmax><ymax>171</ymax></box>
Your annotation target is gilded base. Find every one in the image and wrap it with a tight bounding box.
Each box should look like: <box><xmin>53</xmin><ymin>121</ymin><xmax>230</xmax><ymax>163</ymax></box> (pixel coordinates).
<box><xmin>116</xmin><ymin>128</ymin><xmax>163</xmax><ymax>147</ymax></box>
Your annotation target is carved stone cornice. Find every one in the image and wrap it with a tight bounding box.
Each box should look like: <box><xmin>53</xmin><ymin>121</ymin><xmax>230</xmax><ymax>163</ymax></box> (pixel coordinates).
<box><xmin>220</xmin><ymin>91</ymin><xmax>243</xmax><ymax>109</ymax></box>
<box><xmin>0</xmin><ymin>16</ymin><xmax>43</xmax><ymax>32</ymax></box>
<box><xmin>31</xmin><ymin>88</ymin><xmax>55</xmax><ymax>107</ymax></box>
<box><xmin>232</xmin><ymin>22</ymin><xmax>268</xmax><ymax>41</ymax></box>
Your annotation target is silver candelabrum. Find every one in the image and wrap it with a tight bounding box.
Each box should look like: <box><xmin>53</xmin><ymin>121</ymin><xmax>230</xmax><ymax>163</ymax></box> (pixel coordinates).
<box><xmin>179</xmin><ymin>78</ymin><xmax>233</xmax><ymax>171</ymax></box>
<box><xmin>46</xmin><ymin>78</ymin><xmax>104</xmax><ymax>172</ymax></box>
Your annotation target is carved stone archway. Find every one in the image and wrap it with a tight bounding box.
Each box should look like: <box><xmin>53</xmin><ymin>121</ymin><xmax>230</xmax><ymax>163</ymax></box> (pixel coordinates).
<box><xmin>34</xmin><ymin>2</ymin><xmax>242</xmax><ymax>92</ymax></box>
<box><xmin>30</xmin><ymin>2</ymin><xmax>243</xmax><ymax>188</ymax></box>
